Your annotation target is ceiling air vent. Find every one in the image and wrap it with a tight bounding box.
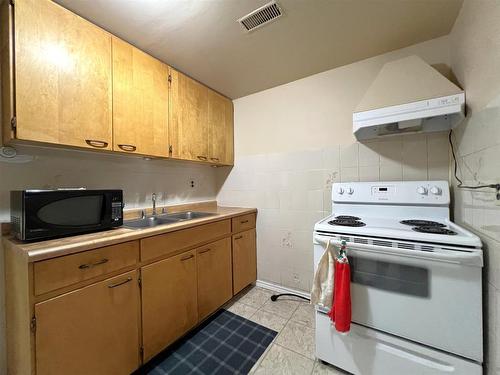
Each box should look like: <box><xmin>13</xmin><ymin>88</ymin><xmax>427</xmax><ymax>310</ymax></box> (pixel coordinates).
<box><xmin>238</xmin><ymin>1</ymin><xmax>283</xmax><ymax>32</ymax></box>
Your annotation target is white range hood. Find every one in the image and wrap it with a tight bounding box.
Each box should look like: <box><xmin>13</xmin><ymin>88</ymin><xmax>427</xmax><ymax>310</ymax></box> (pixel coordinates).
<box><xmin>353</xmin><ymin>55</ymin><xmax>465</xmax><ymax>141</ymax></box>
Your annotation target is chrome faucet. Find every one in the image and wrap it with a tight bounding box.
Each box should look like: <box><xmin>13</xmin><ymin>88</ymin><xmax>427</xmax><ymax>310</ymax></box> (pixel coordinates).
<box><xmin>152</xmin><ymin>193</ymin><xmax>157</xmax><ymax>216</ymax></box>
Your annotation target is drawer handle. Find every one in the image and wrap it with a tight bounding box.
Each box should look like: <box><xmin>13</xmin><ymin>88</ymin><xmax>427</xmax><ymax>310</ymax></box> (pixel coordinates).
<box><xmin>181</xmin><ymin>254</ymin><xmax>194</xmax><ymax>261</ymax></box>
<box><xmin>197</xmin><ymin>155</ymin><xmax>208</xmax><ymax>161</ymax></box>
<box><xmin>78</xmin><ymin>258</ymin><xmax>109</xmax><ymax>270</ymax></box>
<box><xmin>199</xmin><ymin>248</ymin><xmax>211</xmax><ymax>254</ymax></box>
<box><xmin>210</xmin><ymin>157</ymin><xmax>219</xmax><ymax>162</ymax></box>
<box><xmin>240</xmin><ymin>220</ymin><xmax>249</xmax><ymax>224</ymax></box>
<box><xmin>118</xmin><ymin>144</ymin><xmax>137</xmax><ymax>152</ymax></box>
<box><xmin>234</xmin><ymin>235</ymin><xmax>243</xmax><ymax>240</ymax></box>
<box><xmin>108</xmin><ymin>277</ymin><xmax>132</xmax><ymax>289</ymax></box>
<box><xmin>85</xmin><ymin>139</ymin><xmax>108</xmax><ymax>148</ymax></box>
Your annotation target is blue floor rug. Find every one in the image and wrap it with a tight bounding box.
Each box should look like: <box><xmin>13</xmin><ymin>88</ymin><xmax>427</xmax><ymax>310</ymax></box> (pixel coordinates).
<box><xmin>138</xmin><ymin>309</ymin><xmax>277</xmax><ymax>375</ymax></box>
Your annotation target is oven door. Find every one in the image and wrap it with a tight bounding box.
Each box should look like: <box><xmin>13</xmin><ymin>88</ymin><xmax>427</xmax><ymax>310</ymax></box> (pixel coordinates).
<box><xmin>313</xmin><ymin>234</ymin><xmax>483</xmax><ymax>363</ymax></box>
<box><xmin>24</xmin><ymin>190</ymin><xmax>119</xmax><ymax>240</ymax></box>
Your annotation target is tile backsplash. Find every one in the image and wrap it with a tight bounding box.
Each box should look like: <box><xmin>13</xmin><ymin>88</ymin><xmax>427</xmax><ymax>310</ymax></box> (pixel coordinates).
<box><xmin>217</xmin><ymin>133</ymin><xmax>449</xmax><ymax>292</ymax></box>
<box><xmin>0</xmin><ymin>146</ymin><xmax>218</xmax><ymax>222</ymax></box>
<box><xmin>449</xmin><ymin>1</ymin><xmax>500</xmax><ymax>373</ymax></box>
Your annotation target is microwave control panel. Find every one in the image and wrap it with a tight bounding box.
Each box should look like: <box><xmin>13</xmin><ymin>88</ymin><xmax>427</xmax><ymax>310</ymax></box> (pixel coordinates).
<box><xmin>111</xmin><ymin>201</ymin><xmax>123</xmax><ymax>221</ymax></box>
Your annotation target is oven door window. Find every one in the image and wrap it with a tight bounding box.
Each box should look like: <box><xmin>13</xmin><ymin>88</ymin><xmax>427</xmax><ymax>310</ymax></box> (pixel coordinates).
<box><xmin>37</xmin><ymin>195</ymin><xmax>104</xmax><ymax>226</ymax></box>
<box><xmin>348</xmin><ymin>255</ymin><xmax>429</xmax><ymax>297</ymax></box>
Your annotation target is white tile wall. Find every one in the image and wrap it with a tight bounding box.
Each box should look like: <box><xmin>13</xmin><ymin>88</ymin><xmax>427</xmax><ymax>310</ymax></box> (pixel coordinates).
<box><xmin>449</xmin><ymin>1</ymin><xmax>500</xmax><ymax>372</ymax></box>
<box><xmin>217</xmin><ymin>132</ymin><xmax>450</xmax><ymax>292</ymax></box>
<box><xmin>0</xmin><ymin>146</ymin><xmax>218</xmax><ymax>222</ymax></box>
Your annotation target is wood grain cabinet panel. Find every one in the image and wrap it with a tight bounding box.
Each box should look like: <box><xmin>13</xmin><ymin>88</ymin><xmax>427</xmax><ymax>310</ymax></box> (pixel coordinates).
<box><xmin>197</xmin><ymin>238</ymin><xmax>232</xmax><ymax>320</ymax></box>
<box><xmin>169</xmin><ymin>68</ymin><xmax>209</xmax><ymax>162</ymax></box>
<box><xmin>141</xmin><ymin>250</ymin><xmax>198</xmax><ymax>361</ymax></box>
<box><xmin>13</xmin><ymin>0</ymin><xmax>112</xmax><ymax>150</ymax></box>
<box><xmin>34</xmin><ymin>241</ymin><xmax>139</xmax><ymax>296</ymax></box>
<box><xmin>232</xmin><ymin>229</ymin><xmax>257</xmax><ymax>294</ymax></box>
<box><xmin>208</xmin><ymin>90</ymin><xmax>234</xmax><ymax>165</ymax></box>
<box><xmin>35</xmin><ymin>270</ymin><xmax>140</xmax><ymax>375</ymax></box>
<box><xmin>140</xmin><ymin>219</ymin><xmax>231</xmax><ymax>261</ymax></box>
<box><xmin>232</xmin><ymin>213</ymin><xmax>256</xmax><ymax>234</ymax></box>
<box><xmin>112</xmin><ymin>37</ymin><xmax>169</xmax><ymax>157</ymax></box>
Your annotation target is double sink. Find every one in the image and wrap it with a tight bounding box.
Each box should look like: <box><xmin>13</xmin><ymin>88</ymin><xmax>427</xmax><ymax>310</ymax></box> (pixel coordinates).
<box><xmin>123</xmin><ymin>211</ymin><xmax>215</xmax><ymax>229</ymax></box>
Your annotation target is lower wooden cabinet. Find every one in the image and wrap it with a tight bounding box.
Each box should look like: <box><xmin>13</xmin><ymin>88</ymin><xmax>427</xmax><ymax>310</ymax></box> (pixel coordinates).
<box><xmin>197</xmin><ymin>238</ymin><xmax>232</xmax><ymax>321</ymax></box>
<box><xmin>232</xmin><ymin>229</ymin><xmax>257</xmax><ymax>294</ymax></box>
<box><xmin>34</xmin><ymin>270</ymin><xmax>140</xmax><ymax>375</ymax></box>
<box><xmin>141</xmin><ymin>250</ymin><xmax>198</xmax><ymax>361</ymax></box>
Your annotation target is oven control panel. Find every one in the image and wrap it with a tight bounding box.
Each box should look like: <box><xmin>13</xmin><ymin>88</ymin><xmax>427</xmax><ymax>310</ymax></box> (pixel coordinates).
<box><xmin>332</xmin><ymin>181</ymin><xmax>450</xmax><ymax>205</ymax></box>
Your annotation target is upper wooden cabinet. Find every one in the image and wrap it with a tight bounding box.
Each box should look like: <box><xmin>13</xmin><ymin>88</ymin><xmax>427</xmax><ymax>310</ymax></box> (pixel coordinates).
<box><xmin>1</xmin><ymin>0</ymin><xmax>234</xmax><ymax>164</ymax></box>
<box><xmin>112</xmin><ymin>38</ymin><xmax>169</xmax><ymax>157</ymax></box>
<box><xmin>169</xmin><ymin>68</ymin><xmax>209</xmax><ymax>162</ymax></box>
<box><xmin>13</xmin><ymin>0</ymin><xmax>112</xmax><ymax>150</ymax></box>
<box><xmin>208</xmin><ymin>90</ymin><xmax>234</xmax><ymax>165</ymax></box>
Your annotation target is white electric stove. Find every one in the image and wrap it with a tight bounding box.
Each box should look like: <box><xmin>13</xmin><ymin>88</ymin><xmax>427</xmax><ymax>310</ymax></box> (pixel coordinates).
<box><xmin>313</xmin><ymin>181</ymin><xmax>483</xmax><ymax>375</ymax></box>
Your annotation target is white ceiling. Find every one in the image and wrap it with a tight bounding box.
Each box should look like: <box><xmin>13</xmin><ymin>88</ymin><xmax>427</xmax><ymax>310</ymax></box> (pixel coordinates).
<box><xmin>55</xmin><ymin>0</ymin><xmax>463</xmax><ymax>99</ymax></box>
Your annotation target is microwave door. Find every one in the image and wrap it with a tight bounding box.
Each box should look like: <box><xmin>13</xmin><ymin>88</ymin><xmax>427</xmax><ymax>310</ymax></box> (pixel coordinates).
<box><xmin>25</xmin><ymin>192</ymin><xmax>107</xmax><ymax>239</ymax></box>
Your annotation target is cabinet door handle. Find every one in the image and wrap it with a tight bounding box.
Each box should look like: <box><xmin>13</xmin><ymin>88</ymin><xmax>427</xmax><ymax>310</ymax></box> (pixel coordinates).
<box><xmin>234</xmin><ymin>235</ymin><xmax>243</xmax><ymax>240</ymax></box>
<box><xmin>79</xmin><ymin>258</ymin><xmax>109</xmax><ymax>270</ymax></box>
<box><xmin>118</xmin><ymin>144</ymin><xmax>137</xmax><ymax>152</ymax></box>
<box><xmin>240</xmin><ymin>220</ymin><xmax>249</xmax><ymax>224</ymax></box>
<box><xmin>85</xmin><ymin>139</ymin><xmax>108</xmax><ymax>148</ymax></box>
<box><xmin>199</xmin><ymin>248</ymin><xmax>211</xmax><ymax>254</ymax></box>
<box><xmin>210</xmin><ymin>157</ymin><xmax>219</xmax><ymax>162</ymax></box>
<box><xmin>181</xmin><ymin>254</ymin><xmax>194</xmax><ymax>261</ymax></box>
<box><xmin>108</xmin><ymin>277</ymin><xmax>133</xmax><ymax>289</ymax></box>
<box><xmin>197</xmin><ymin>155</ymin><xmax>208</xmax><ymax>161</ymax></box>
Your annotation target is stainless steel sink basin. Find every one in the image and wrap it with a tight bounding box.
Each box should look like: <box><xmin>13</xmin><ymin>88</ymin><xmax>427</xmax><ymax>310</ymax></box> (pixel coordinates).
<box><xmin>164</xmin><ymin>211</ymin><xmax>215</xmax><ymax>221</ymax></box>
<box><xmin>123</xmin><ymin>216</ymin><xmax>179</xmax><ymax>229</ymax></box>
<box><xmin>123</xmin><ymin>211</ymin><xmax>215</xmax><ymax>229</ymax></box>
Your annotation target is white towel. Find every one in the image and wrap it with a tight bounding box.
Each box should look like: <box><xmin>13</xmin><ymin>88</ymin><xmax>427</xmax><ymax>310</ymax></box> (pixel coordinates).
<box><xmin>310</xmin><ymin>239</ymin><xmax>336</xmax><ymax>308</ymax></box>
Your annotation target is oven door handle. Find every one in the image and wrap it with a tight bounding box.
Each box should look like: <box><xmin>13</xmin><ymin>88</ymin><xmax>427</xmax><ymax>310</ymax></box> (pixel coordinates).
<box><xmin>313</xmin><ymin>236</ymin><xmax>483</xmax><ymax>267</ymax></box>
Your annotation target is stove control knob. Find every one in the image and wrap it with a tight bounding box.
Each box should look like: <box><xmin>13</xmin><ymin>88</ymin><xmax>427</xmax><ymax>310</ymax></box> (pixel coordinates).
<box><xmin>417</xmin><ymin>186</ymin><xmax>428</xmax><ymax>195</ymax></box>
<box><xmin>337</xmin><ymin>187</ymin><xmax>344</xmax><ymax>195</ymax></box>
<box><xmin>347</xmin><ymin>187</ymin><xmax>354</xmax><ymax>195</ymax></box>
<box><xmin>430</xmin><ymin>186</ymin><xmax>442</xmax><ymax>195</ymax></box>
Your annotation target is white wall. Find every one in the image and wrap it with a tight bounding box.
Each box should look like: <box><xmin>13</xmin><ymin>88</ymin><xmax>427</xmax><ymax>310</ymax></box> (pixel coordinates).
<box><xmin>448</xmin><ymin>1</ymin><xmax>500</xmax><ymax>373</ymax></box>
<box><xmin>217</xmin><ymin>35</ymin><xmax>452</xmax><ymax>293</ymax></box>
<box><xmin>0</xmin><ymin>145</ymin><xmax>218</xmax><ymax>373</ymax></box>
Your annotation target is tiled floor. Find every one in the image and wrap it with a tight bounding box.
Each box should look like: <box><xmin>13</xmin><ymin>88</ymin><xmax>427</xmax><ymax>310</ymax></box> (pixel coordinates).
<box><xmin>223</xmin><ymin>286</ymin><xmax>348</xmax><ymax>375</ymax></box>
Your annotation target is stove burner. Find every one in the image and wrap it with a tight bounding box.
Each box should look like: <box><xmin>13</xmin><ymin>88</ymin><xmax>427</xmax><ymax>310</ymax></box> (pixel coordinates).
<box><xmin>412</xmin><ymin>226</ymin><xmax>457</xmax><ymax>235</ymax></box>
<box><xmin>335</xmin><ymin>215</ymin><xmax>361</xmax><ymax>221</ymax></box>
<box><xmin>400</xmin><ymin>220</ymin><xmax>445</xmax><ymax>227</ymax></box>
<box><xmin>328</xmin><ymin>219</ymin><xmax>366</xmax><ymax>227</ymax></box>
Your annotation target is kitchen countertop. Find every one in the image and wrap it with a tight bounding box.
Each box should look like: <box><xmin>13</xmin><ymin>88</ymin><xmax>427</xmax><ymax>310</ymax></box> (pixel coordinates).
<box><xmin>2</xmin><ymin>204</ymin><xmax>257</xmax><ymax>263</ymax></box>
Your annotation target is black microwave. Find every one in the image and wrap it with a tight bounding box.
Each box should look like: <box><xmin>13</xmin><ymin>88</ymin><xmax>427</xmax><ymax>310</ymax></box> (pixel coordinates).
<box><xmin>10</xmin><ymin>189</ymin><xmax>123</xmax><ymax>241</ymax></box>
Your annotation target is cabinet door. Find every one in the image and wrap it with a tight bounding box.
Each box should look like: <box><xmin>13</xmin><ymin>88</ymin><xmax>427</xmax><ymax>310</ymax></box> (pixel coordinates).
<box><xmin>169</xmin><ymin>68</ymin><xmax>209</xmax><ymax>162</ymax></box>
<box><xmin>232</xmin><ymin>229</ymin><xmax>257</xmax><ymax>294</ymax></box>
<box><xmin>35</xmin><ymin>271</ymin><xmax>140</xmax><ymax>375</ymax></box>
<box><xmin>197</xmin><ymin>238</ymin><xmax>232</xmax><ymax>321</ymax></box>
<box><xmin>14</xmin><ymin>0</ymin><xmax>112</xmax><ymax>150</ymax></box>
<box><xmin>141</xmin><ymin>250</ymin><xmax>198</xmax><ymax>361</ymax></box>
<box><xmin>112</xmin><ymin>38</ymin><xmax>169</xmax><ymax>157</ymax></box>
<box><xmin>208</xmin><ymin>90</ymin><xmax>234</xmax><ymax>165</ymax></box>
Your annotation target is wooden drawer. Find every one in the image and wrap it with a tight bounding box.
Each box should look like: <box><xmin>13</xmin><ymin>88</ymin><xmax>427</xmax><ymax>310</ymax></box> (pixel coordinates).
<box><xmin>34</xmin><ymin>241</ymin><xmax>139</xmax><ymax>296</ymax></box>
<box><xmin>232</xmin><ymin>213</ymin><xmax>256</xmax><ymax>233</ymax></box>
<box><xmin>141</xmin><ymin>219</ymin><xmax>231</xmax><ymax>261</ymax></box>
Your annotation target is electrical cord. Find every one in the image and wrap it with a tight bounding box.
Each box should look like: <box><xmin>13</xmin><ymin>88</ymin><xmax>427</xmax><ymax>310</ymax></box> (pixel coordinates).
<box><xmin>448</xmin><ymin>130</ymin><xmax>500</xmax><ymax>193</ymax></box>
